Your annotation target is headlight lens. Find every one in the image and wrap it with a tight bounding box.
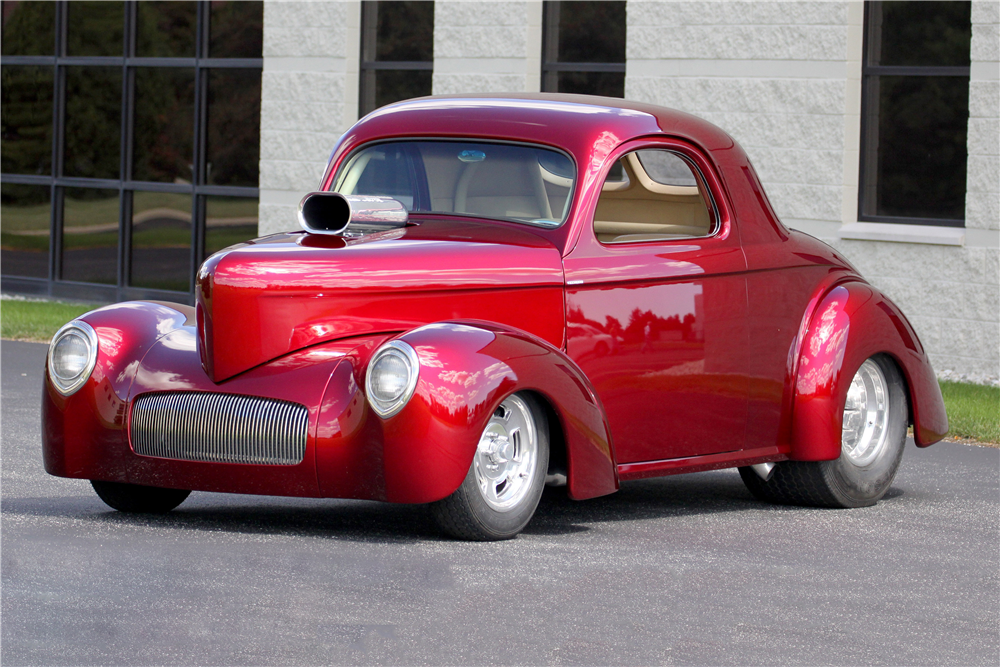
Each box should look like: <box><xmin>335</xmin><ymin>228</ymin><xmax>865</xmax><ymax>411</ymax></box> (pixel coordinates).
<box><xmin>48</xmin><ymin>321</ymin><xmax>99</xmax><ymax>396</ymax></box>
<box><xmin>365</xmin><ymin>340</ymin><xmax>419</xmax><ymax>418</ymax></box>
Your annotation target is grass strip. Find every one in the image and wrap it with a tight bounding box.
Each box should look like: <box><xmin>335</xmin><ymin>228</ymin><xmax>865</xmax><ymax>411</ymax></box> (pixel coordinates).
<box><xmin>1</xmin><ymin>298</ymin><xmax>103</xmax><ymax>343</ymax></box>
<box><xmin>938</xmin><ymin>380</ymin><xmax>1000</xmax><ymax>444</ymax></box>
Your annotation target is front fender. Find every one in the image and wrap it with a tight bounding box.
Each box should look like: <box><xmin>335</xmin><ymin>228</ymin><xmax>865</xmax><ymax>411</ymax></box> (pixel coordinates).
<box><xmin>366</xmin><ymin>321</ymin><xmax>618</xmax><ymax>503</ymax></box>
<box><xmin>42</xmin><ymin>301</ymin><xmax>193</xmax><ymax>479</ymax></box>
<box><xmin>790</xmin><ymin>283</ymin><xmax>948</xmax><ymax>461</ymax></box>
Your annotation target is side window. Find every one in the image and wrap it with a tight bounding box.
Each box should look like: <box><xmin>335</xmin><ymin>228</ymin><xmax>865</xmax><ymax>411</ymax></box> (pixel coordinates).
<box><xmin>594</xmin><ymin>149</ymin><xmax>716</xmax><ymax>244</ymax></box>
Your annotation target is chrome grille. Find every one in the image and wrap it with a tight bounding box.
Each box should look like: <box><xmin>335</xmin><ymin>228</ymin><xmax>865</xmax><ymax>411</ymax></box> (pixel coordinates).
<box><xmin>131</xmin><ymin>392</ymin><xmax>308</xmax><ymax>465</ymax></box>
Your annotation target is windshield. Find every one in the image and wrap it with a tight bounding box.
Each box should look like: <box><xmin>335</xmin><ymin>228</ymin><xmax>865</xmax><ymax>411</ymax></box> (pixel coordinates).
<box><xmin>333</xmin><ymin>141</ymin><xmax>576</xmax><ymax>227</ymax></box>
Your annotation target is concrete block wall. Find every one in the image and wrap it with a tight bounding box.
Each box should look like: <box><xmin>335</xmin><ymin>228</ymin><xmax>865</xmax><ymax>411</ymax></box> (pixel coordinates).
<box><xmin>433</xmin><ymin>2</ymin><xmax>543</xmax><ymax>94</ymax></box>
<box><xmin>625</xmin><ymin>1</ymin><xmax>998</xmax><ymax>379</ymax></box>
<box><xmin>835</xmin><ymin>1</ymin><xmax>999</xmax><ymax>380</ymax></box>
<box><xmin>626</xmin><ymin>1</ymin><xmax>854</xmax><ymax>239</ymax></box>
<box><xmin>967</xmin><ymin>0</ymin><xmax>999</xmax><ymax>235</ymax></box>
<box><xmin>258</xmin><ymin>1</ymin><xmax>361</xmax><ymax>236</ymax></box>
<box><xmin>257</xmin><ymin>0</ymin><xmax>998</xmax><ymax>378</ymax></box>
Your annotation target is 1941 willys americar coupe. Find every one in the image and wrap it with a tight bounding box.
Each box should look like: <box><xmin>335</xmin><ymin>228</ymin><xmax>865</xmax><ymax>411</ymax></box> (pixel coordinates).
<box><xmin>43</xmin><ymin>94</ymin><xmax>948</xmax><ymax>540</ymax></box>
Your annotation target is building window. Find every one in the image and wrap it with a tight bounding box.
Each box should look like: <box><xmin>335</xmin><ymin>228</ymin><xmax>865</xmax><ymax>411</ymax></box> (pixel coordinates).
<box><xmin>859</xmin><ymin>1</ymin><xmax>971</xmax><ymax>227</ymax></box>
<box><xmin>1</xmin><ymin>0</ymin><xmax>263</xmax><ymax>301</ymax></box>
<box><xmin>359</xmin><ymin>1</ymin><xmax>434</xmax><ymax>117</ymax></box>
<box><xmin>541</xmin><ymin>1</ymin><xmax>625</xmax><ymax>97</ymax></box>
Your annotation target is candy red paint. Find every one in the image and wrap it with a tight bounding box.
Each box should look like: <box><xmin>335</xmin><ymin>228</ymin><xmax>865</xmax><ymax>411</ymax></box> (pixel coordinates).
<box><xmin>42</xmin><ymin>94</ymin><xmax>947</xmax><ymax>508</ymax></box>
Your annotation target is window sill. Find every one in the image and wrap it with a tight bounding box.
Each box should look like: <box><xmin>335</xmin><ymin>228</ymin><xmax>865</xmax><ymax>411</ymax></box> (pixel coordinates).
<box><xmin>838</xmin><ymin>222</ymin><xmax>965</xmax><ymax>246</ymax></box>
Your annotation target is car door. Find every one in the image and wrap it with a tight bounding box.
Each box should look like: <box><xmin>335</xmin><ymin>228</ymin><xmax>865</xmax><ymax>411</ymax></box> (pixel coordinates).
<box><xmin>564</xmin><ymin>140</ymin><xmax>749</xmax><ymax>463</ymax></box>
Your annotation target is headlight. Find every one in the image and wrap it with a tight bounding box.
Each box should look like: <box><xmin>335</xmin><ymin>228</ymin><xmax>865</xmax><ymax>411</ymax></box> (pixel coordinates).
<box><xmin>365</xmin><ymin>340</ymin><xmax>419</xmax><ymax>418</ymax></box>
<box><xmin>48</xmin><ymin>321</ymin><xmax>99</xmax><ymax>396</ymax></box>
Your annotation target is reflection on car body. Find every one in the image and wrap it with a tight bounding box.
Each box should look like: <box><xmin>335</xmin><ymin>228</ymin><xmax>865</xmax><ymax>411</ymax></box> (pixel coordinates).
<box><xmin>42</xmin><ymin>94</ymin><xmax>948</xmax><ymax>540</ymax></box>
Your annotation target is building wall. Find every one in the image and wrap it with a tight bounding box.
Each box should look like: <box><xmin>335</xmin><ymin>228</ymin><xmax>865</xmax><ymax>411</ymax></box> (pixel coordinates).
<box><xmin>259</xmin><ymin>1</ymin><xmax>361</xmax><ymax>236</ymax></box>
<box><xmin>626</xmin><ymin>1</ymin><xmax>853</xmax><ymax>239</ymax></box>
<box><xmin>258</xmin><ymin>0</ymin><xmax>1000</xmax><ymax>379</ymax></box>
<box><xmin>626</xmin><ymin>0</ymin><xmax>998</xmax><ymax>379</ymax></box>
<box><xmin>433</xmin><ymin>1</ymin><xmax>543</xmax><ymax>95</ymax></box>
<box><xmin>832</xmin><ymin>0</ymin><xmax>998</xmax><ymax>381</ymax></box>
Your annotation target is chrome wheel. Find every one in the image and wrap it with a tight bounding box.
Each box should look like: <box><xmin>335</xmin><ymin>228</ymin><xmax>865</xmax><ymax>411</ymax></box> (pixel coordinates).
<box><xmin>473</xmin><ymin>394</ymin><xmax>539</xmax><ymax>512</ymax></box>
<box><xmin>741</xmin><ymin>355</ymin><xmax>906</xmax><ymax>509</ymax></box>
<box><xmin>841</xmin><ymin>358</ymin><xmax>890</xmax><ymax>466</ymax></box>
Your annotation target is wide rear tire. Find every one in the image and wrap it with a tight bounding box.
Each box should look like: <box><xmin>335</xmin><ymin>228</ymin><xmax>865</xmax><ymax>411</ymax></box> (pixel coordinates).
<box><xmin>740</xmin><ymin>355</ymin><xmax>907</xmax><ymax>508</ymax></box>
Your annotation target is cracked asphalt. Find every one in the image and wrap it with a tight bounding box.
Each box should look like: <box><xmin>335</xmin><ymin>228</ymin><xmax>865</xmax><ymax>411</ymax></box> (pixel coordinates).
<box><xmin>2</xmin><ymin>339</ymin><xmax>997</xmax><ymax>666</ymax></box>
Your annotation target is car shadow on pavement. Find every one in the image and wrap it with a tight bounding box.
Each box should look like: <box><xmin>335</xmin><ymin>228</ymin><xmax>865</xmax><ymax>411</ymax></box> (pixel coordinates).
<box><xmin>2</xmin><ymin>470</ymin><xmax>905</xmax><ymax>543</ymax></box>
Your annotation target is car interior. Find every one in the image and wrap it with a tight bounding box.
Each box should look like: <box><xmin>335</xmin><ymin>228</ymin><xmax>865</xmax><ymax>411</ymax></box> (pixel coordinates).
<box><xmin>594</xmin><ymin>150</ymin><xmax>717</xmax><ymax>243</ymax></box>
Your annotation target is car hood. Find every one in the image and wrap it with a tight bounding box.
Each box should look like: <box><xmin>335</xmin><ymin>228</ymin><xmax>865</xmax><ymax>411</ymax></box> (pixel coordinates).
<box><xmin>196</xmin><ymin>217</ymin><xmax>566</xmax><ymax>382</ymax></box>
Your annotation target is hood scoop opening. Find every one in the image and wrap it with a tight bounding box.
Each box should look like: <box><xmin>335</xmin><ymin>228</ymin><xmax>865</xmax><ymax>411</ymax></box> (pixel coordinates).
<box><xmin>298</xmin><ymin>192</ymin><xmax>409</xmax><ymax>237</ymax></box>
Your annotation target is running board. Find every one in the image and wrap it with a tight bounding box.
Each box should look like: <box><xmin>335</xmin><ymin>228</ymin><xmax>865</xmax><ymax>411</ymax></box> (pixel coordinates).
<box><xmin>617</xmin><ymin>447</ymin><xmax>786</xmax><ymax>481</ymax></box>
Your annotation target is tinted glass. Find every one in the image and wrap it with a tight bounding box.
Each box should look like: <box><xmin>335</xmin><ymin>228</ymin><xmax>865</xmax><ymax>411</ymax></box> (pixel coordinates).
<box><xmin>556</xmin><ymin>71</ymin><xmax>624</xmax><ymax>98</ymax></box>
<box><xmin>66</xmin><ymin>1</ymin><xmax>124</xmax><ymax>57</ymax></box>
<box><xmin>136</xmin><ymin>1</ymin><xmax>197</xmax><ymax>58</ymax></box>
<box><xmin>1</xmin><ymin>0</ymin><xmax>55</xmax><ymax>56</ymax></box>
<box><xmin>552</xmin><ymin>1</ymin><xmax>625</xmax><ymax>63</ymax></box>
<box><xmin>335</xmin><ymin>141</ymin><xmax>576</xmax><ymax>226</ymax></box>
<box><xmin>637</xmin><ymin>151</ymin><xmax>698</xmax><ymax>187</ymax></box>
<box><xmin>872</xmin><ymin>1</ymin><xmax>971</xmax><ymax>67</ymax></box>
<box><xmin>372</xmin><ymin>69</ymin><xmax>432</xmax><ymax>109</ymax></box>
<box><xmin>62</xmin><ymin>188</ymin><xmax>119</xmax><ymax>285</ymax></box>
<box><xmin>205</xmin><ymin>69</ymin><xmax>260</xmax><ymax>187</ymax></box>
<box><xmin>133</xmin><ymin>68</ymin><xmax>195</xmax><ymax>183</ymax></box>
<box><xmin>204</xmin><ymin>196</ymin><xmax>258</xmax><ymax>259</ymax></box>
<box><xmin>209</xmin><ymin>0</ymin><xmax>263</xmax><ymax>58</ymax></box>
<box><xmin>64</xmin><ymin>67</ymin><xmax>121</xmax><ymax>179</ymax></box>
<box><xmin>1</xmin><ymin>65</ymin><xmax>53</xmax><ymax>175</ymax></box>
<box><xmin>374</xmin><ymin>1</ymin><xmax>434</xmax><ymax>61</ymax></box>
<box><xmin>1</xmin><ymin>183</ymin><xmax>50</xmax><ymax>279</ymax></box>
<box><xmin>866</xmin><ymin>75</ymin><xmax>969</xmax><ymax>220</ymax></box>
<box><xmin>130</xmin><ymin>191</ymin><xmax>191</xmax><ymax>291</ymax></box>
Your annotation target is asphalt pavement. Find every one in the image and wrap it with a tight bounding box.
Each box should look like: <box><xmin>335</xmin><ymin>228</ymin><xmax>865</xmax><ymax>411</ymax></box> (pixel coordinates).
<box><xmin>2</xmin><ymin>339</ymin><xmax>997</xmax><ymax>666</ymax></box>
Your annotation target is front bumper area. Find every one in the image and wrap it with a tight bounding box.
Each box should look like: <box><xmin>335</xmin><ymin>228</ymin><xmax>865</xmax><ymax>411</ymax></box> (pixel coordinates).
<box><xmin>43</xmin><ymin>323</ymin><xmax>394</xmax><ymax>501</ymax></box>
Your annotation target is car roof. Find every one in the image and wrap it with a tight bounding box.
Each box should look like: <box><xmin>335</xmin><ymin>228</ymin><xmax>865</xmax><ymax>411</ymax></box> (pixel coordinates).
<box><xmin>326</xmin><ymin>93</ymin><xmax>738</xmax><ymax>171</ymax></box>
<box><xmin>320</xmin><ymin>94</ymin><xmax>786</xmax><ymax>252</ymax></box>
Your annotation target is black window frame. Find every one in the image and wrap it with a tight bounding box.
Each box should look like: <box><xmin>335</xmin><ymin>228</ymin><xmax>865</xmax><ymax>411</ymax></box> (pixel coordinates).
<box><xmin>1</xmin><ymin>1</ymin><xmax>262</xmax><ymax>303</ymax></box>
<box><xmin>858</xmin><ymin>0</ymin><xmax>971</xmax><ymax>228</ymax></box>
<box><xmin>541</xmin><ymin>1</ymin><xmax>626</xmax><ymax>97</ymax></box>
<box><xmin>358</xmin><ymin>1</ymin><xmax>434</xmax><ymax>118</ymax></box>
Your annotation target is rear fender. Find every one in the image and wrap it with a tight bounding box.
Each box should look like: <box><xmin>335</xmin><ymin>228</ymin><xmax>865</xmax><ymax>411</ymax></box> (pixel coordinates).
<box><xmin>790</xmin><ymin>283</ymin><xmax>948</xmax><ymax>461</ymax></box>
<box><xmin>372</xmin><ymin>321</ymin><xmax>619</xmax><ymax>503</ymax></box>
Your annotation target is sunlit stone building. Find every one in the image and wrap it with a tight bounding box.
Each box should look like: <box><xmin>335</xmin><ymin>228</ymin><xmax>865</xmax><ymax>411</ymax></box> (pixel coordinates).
<box><xmin>1</xmin><ymin>1</ymin><xmax>996</xmax><ymax>379</ymax></box>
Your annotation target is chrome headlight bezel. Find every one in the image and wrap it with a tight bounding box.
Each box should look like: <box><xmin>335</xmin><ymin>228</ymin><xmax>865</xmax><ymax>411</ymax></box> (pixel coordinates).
<box><xmin>47</xmin><ymin>320</ymin><xmax>99</xmax><ymax>396</ymax></box>
<box><xmin>365</xmin><ymin>340</ymin><xmax>420</xmax><ymax>419</ymax></box>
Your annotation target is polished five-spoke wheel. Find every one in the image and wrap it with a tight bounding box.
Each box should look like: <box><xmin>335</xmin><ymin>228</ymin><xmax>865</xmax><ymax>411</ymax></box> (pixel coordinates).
<box><xmin>841</xmin><ymin>358</ymin><xmax>890</xmax><ymax>466</ymax></box>
<box><xmin>739</xmin><ymin>355</ymin><xmax>908</xmax><ymax>508</ymax></box>
<box><xmin>432</xmin><ymin>392</ymin><xmax>549</xmax><ymax>540</ymax></box>
<box><xmin>473</xmin><ymin>395</ymin><xmax>539</xmax><ymax>512</ymax></box>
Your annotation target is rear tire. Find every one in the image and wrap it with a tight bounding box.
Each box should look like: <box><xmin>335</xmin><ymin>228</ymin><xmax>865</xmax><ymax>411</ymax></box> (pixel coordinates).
<box><xmin>432</xmin><ymin>393</ymin><xmax>549</xmax><ymax>540</ymax></box>
<box><xmin>91</xmin><ymin>480</ymin><xmax>190</xmax><ymax>513</ymax></box>
<box><xmin>740</xmin><ymin>355</ymin><xmax>907</xmax><ymax>508</ymax></box>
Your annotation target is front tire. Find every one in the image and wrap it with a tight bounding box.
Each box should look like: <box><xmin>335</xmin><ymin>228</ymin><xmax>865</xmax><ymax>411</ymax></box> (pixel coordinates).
<box><xmin>91</xmin><ymin>480</ymin><xmax>191</xmax><ymax>513</ymax></box>
<box><xmin>431</xmin><ymin>393</ymin><xmax>549</xmax><ymax>540</ymax></box>
<box><xmin>740</xmin><ymin>355</ymin><xmax>907</xmax><ymax>508</ymax></box>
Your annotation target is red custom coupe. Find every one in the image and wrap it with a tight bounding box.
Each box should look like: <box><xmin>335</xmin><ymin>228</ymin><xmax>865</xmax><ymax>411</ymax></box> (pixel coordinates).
<box><xmin>42</xmin><ymin>95</ymin><xmax>948</xmax><ymax>540</ymax></box>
